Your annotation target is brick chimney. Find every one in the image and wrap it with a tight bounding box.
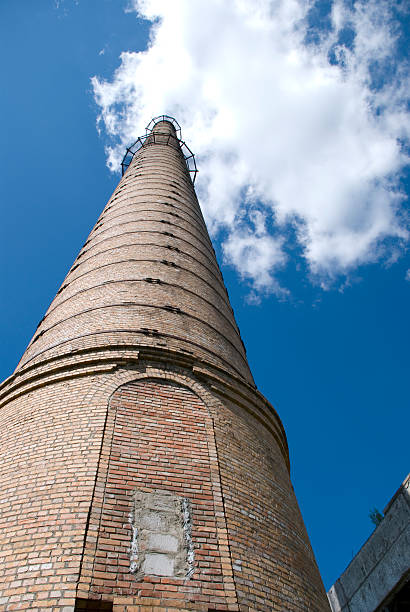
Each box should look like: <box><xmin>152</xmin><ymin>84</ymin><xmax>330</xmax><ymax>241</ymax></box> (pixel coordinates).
<box><xmin>0</xmin><ymin>117</ymin><xmax>330</xmax><ymax>611</ymax></box>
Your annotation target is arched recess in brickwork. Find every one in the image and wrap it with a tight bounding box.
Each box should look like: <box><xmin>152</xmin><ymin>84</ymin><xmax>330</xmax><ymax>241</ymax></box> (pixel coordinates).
<box><xmin>77</xmin><ymin>373</ymin><xmax>238</xmax><ymax>609</ymax></box>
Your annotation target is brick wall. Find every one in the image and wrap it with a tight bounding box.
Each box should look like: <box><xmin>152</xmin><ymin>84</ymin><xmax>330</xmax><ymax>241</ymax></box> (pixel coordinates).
<box><xmin>78</xmin><ymin>378</ymin><xmax>237</xmax><ymax>610</ymax></box>
<box><xmin>0</xmin><ymin>374</ymin><xmax>107</xmax><ymax>610</ymax></box>
<box><xmin>213</xmin><ymin>398</ymin><xmax>329</xmax><ymax>611</ymax></box>
<box><xmin>75</xmin><ymin>371</ymin><xmax>328</xmax><ymax>611</ymax></box>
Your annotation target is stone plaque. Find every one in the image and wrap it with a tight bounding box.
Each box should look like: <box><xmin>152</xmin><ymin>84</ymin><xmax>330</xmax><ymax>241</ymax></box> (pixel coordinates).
<box><xmin>129</xmin><ymin>489</ymin><xmax>194</xmax><ymax>579</ymax></box>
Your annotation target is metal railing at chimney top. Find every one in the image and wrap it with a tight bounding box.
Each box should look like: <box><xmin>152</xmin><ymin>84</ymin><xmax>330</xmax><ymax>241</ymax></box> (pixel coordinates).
<box><xmin>121</xmin><ymin>115</ymin><xmax>198</xmax><ymax>183</ymax></box>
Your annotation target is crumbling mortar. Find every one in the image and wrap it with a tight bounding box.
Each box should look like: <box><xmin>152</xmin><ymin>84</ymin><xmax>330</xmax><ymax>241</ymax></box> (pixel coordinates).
<box><xmin>182</xmin><ymin>497</ymin><xmax>195</xmax><ymax>578</ymax></box>
<box><xmin>128</xmin><ymin>509</ymin><xmax>139</xmax><ymax>575</ymax></box>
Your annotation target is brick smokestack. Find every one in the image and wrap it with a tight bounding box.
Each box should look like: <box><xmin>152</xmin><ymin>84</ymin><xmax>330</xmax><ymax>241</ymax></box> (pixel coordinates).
<box><xmin>13</xmin><ymin>118</ymin><xmax>253</xmax><ymax>385</ymax></box>
<box><xmin>0</xmin><ymin>117</ymin><xmax>330</xmax><ymax>611</ymax></box>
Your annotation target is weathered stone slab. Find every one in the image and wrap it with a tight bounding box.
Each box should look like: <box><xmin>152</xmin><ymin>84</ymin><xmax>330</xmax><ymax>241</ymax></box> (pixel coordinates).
<box><xmin>129</xmin><ymin>489</ymin><xmax>194</xmax><ymax>579</ymax></box>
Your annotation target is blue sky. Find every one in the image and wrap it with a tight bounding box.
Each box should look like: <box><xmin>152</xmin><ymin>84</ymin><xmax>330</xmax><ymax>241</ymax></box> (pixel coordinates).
<box><xmin>1</xmin><ymin>0</ymin><xmax>409</xmax><ymax>590</ymax></box>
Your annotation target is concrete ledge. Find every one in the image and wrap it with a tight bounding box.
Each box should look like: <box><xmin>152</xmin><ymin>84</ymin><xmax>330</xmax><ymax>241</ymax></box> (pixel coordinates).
<box><xmin>328</xmin><ymin>474</ymin><xmax>410</xmax><ymax>612</ymax></box>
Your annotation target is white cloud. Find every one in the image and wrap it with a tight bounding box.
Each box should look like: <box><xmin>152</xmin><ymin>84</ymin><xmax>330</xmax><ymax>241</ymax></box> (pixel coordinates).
<box><xmin>92</xmin><ymin>0</ymin><xmax>409</xmax><ymax>295</ymax></box>
<box><xmin>223</xmin><ymin>209</ymin><xmax>288</xmax><ymax>298</ymax></box>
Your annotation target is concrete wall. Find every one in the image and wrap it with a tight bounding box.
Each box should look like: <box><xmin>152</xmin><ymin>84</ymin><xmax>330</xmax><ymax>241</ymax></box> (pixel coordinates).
<box><xmin>328</xmin><ymin>475</ymin><xmax>410</xmax><ymax>612</ymax></box>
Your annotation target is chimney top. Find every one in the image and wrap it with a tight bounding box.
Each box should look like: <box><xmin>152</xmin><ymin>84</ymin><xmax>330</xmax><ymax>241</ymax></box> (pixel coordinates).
<box><xmin>146</xmin><ymin>115</ymin><xmax>181</xmax><ymax>139</ymax></box>
<box><xmin>151</xmin><ymin>120</ymin><xmax>176</xmax><ymax>136</ymax></box>
<box><xmin>121</xmin><ymin>115</ymin><xmax>197</xmax><ymax>183</ymax></box>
